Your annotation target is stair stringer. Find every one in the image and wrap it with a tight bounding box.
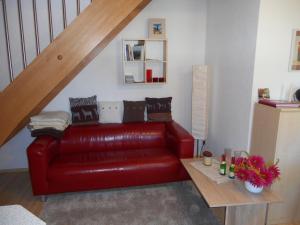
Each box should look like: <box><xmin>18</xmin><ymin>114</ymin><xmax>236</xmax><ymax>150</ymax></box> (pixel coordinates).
<box><xmin>0</xmin><ymin>0</ymin><xmax>151</xmax><ymax>146</ymax></box>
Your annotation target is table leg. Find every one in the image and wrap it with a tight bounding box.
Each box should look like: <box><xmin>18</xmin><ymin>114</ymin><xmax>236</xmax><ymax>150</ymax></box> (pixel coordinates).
<box><xmin>264</xmin><ymin>203</ymin><xmax>269</xmax><ymax>225</ymax></box>
<box><xmin>225</xmin><ymin>204</ymin><xmax>267</xmax><ymax>225</ymax></box>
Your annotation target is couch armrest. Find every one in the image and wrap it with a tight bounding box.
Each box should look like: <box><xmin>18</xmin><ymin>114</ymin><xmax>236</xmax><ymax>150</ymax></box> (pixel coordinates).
<box><xmin>166</xmin><ymin>121</ymin><xmax>194</xmax><ymax>158</ymax></box>
<box><xmin>27</xmin><ymin>136</ymin><xmax>59</xmax><ymax>195</ymax></box>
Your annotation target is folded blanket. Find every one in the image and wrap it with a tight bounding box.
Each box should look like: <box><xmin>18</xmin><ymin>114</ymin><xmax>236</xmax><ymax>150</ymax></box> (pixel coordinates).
<box><xmin>29</xmin><ymin>121</ymin><xmax>70</xmax><ymax>127</ymax></box>
<box><xmin>28</xmin><ymin>124</ymin><xmax>69</xmax><ymax>131</ymax></box>
<box><xmin>31</xmin><ymin>128</ymin><xmax>64</xmax><ymax>139</ymax></box>
<box><xmin>29</xmin><ymin>119</ymin><xmax>71</xmax><ymax>126</ymax></box>
<box><xmin>29</xmin><ymin>111</ymin><xmax>71</xmax><ymax>132</ymax></box>
<box><xmin>30</xmin><ymin>111</ymin><xmax>71</xmax><ymax>124</ymax></box>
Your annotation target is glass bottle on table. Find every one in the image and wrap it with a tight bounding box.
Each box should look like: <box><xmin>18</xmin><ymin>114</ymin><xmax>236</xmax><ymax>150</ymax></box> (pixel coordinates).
<box><xmin>219</xmin><ymin>154</ymin><xmax>226</xmax><ymax>175</ymax></box>
<box><xmin>224</xmin><ymin>148</ymin><xmax>232</xmax><ymax>162</ymax></box>
<box><xmin>228</xmin><ymin>157</ymin><xmax>235</xmax><ymax>179</ymax></box>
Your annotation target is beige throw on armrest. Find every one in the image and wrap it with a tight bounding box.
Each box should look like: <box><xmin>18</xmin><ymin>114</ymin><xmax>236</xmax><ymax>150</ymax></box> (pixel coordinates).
<box><xmin>29</xmin><ymin>111</ymin><xmax>71</xmax><ymax>131</ymax></box>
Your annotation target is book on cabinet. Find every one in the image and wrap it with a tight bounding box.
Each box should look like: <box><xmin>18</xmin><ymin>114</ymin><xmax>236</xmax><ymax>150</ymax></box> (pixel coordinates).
<box><xmin>258</xmin><ymin>99</ymin><xmax>300</xmax><ymax>108</ymax></box>
<box><xmin>122</xmin><ymin>39</ymin><xmax>167</xmax><ymax>84</ymax></box>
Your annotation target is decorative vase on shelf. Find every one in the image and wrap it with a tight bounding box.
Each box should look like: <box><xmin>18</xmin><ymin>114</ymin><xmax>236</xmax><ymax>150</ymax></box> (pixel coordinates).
<box><xmin>244</xmin><ymin>181</ymin><xmax>263</xmax><ymax>194</ymax></box>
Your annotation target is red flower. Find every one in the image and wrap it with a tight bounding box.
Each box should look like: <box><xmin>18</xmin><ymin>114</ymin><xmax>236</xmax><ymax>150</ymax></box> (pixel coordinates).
<box><xmin>248</xmin><ymin>171</ymin><xmax>264</xmax><ymax>187</ymax></box>
<box><xmin>236</xmin><ymin>168</ymin><xmax>249</xmax><ymax>181</ymax></box>
<box><xmin>268</xmin><ymin>165</ymin><xmax>280</xmax><ymax>179</ymax></box>
<box><xmin>234</xmin><ymin>154</ymin><xmax>280</xmax><ymax>188</ymax></box>
<box><xmin>248</xmin><ymin>155</ymin><xmax>265</xmax><ymax>169</ymax></box>
<box><xmin>235</xmin><ymin>157</ymin><xmax>247</xmax><ymax>167</ymax></box>
<box><xmin>260</xmin><ymin>169</ymin><xmax>274</xmax><ymax>186</ymax></box>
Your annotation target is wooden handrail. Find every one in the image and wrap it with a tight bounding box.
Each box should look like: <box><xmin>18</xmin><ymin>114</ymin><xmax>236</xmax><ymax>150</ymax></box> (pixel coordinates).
<box><xmin>0</xmin><ymin>0</ymin><xmax>151</xmax><ymax>146</ymax></box>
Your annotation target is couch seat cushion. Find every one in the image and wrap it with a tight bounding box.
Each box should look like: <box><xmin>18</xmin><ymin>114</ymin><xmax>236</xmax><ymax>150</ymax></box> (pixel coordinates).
<box><xmin>48</xmin><ymin>148</ymin><xmax>180</xmax><ymax>186</ymax></box>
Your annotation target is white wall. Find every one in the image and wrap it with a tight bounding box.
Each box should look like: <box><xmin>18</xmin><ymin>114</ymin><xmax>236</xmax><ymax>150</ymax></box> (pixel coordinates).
<box><xmin>248</xmin><ymin>0</ymin><xmax>300</xmax><ymax>157</ymax></box>
<box><xmin>0</xmin><ymin>0</ymin><xmax>207</xmax><ymax>169</ymax></box>
<box><xmin>205</xmin><ymin>0</ymin><xmax>260</xmax><ymax>156</ymax></box>
<box><xmin>252</xmin><ymin>0</ymin><xmax>300</xmax><ymax>102</ymax></box>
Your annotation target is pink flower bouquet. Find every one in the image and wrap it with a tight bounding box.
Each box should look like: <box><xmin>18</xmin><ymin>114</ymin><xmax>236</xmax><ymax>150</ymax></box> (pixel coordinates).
<box><xmin>235</xmin><ymin>155</ymin><xmax>280</xmax><ymax>187</ymax></box>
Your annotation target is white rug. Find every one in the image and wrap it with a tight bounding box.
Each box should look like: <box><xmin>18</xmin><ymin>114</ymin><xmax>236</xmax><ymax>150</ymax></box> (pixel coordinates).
<box><xmin>41</xmin><ymin>181</ymin><xmax>222</xmax><ymax>225</ymax></box>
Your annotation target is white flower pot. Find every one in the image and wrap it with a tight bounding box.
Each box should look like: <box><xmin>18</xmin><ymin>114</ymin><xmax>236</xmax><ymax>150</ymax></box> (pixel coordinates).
<box><xmin>244</xmin><ymin>181</ymin><xmax>263</xmax><ymax>194</ymax></box>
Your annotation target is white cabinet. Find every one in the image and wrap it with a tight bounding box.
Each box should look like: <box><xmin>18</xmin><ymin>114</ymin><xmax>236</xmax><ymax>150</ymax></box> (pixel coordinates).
<box><xmin>250</xmin><ymin>103</ymin><xmax>300</xmax><ymax>224</ymax></box>
<box><xmin>122</xmin><ymin>39</ymin><xmax>167</xmax><ymax>84</ymax></box>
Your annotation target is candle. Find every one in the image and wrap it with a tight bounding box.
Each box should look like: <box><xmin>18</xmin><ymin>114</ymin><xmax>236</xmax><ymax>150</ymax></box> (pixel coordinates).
<box><xmin>146</xmin><ymin>69</ymin><xmax>152</xmax><ymax>82</ymax></box>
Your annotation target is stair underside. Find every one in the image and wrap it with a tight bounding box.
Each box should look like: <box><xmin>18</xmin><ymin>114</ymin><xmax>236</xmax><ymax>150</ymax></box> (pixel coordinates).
<box><xmin>0</xmin><ymin>0</ymin><xmax>151</xmax><ymax>146</ymax></box>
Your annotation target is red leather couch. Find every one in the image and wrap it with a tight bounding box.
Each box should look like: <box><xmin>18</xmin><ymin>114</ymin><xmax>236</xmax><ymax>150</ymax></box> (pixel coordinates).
<box><xmin>27</xmin><ymin>121</ymin><xmax>194</xmax><ymax>196</ymax></box>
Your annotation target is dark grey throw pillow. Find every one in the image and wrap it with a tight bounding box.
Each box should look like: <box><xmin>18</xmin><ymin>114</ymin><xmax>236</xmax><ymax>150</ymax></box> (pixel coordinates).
<box><xmin>69</xmin><ymin>95</ymin><xmax>99</xmax><ymax>124</ymax></box>
<box><xmin>145</xmin><ymin>97</ymin><xmax>172</xmax><ymax>122</ymax></box>
<box><xmin>123</xmin><ymin>101</ymin><xmax>145</xmax><ymax>123</ymax></box>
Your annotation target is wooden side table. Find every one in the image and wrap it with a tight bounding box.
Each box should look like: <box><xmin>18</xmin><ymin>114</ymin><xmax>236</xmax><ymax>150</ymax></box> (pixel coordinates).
<box><xmin>181</xmin><ymin>158</ymin><xmax>282</xmax><ymax>225</ymax></box>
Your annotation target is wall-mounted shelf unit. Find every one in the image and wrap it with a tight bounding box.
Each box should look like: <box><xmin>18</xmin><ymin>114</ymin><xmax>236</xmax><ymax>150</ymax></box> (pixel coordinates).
<box><xmin>122</xmin><ymin>39</ymin><xmax>167</xmax><ymax>84</ymax></box>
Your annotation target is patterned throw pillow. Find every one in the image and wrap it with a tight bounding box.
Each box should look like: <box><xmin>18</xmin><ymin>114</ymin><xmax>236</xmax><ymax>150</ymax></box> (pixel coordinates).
<box><xmin>99</xmin><ymin>101</ymin><xmax>123</xmax><ymax>123</ymax></box>
<box><xmin>123</xmin><ymin>101</ymin><xmax>146</xmax><ymax>123</ymax></box>
<box><xmin>146</xmin><ymin>97</ymin><xmax>172</xmax><ymax>122</ymax></box>
<box><xmin>69</xmin><ymin>95</ymin><xmax>99</xmax><ymax>124</ymax></box>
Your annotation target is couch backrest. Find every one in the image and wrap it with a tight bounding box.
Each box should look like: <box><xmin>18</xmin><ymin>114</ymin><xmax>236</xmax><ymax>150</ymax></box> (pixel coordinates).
<box><xmin>59</xmin><ymin>122</ymin><xmax>166</xmax><ymax>154</ymax></box>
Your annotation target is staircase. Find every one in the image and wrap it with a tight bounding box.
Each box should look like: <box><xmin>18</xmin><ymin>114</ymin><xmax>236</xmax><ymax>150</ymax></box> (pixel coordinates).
<box><xmin>0</xmin><ymin>0</ymin><xmax>151</xmax><ymax>146</ymax></box>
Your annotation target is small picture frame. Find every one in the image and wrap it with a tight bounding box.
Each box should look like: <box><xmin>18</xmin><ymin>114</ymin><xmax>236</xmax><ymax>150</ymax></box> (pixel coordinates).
<box><xmin>289</xmin><ymin>29</ymin><xmax>300</xmax><ymax>71</ymax></box>
<box><xmin>258</xmin><ymin>88</ymin><xmax>270</xmax><ymax>99</ymax></box>
<box><xmin>148</xmin><ymin>18</ymin><xmax>166</xmax><ymax>39</ymax></box>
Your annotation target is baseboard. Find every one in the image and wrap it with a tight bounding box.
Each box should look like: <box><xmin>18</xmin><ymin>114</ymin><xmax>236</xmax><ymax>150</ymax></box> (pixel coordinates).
<box><xmin>0</xmin><ymin>168</ymin><xmax>28</xmax><ymax>174</ymax></box>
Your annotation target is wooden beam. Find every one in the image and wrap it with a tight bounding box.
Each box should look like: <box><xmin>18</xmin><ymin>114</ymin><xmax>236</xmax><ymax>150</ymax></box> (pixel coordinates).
<box><xmin>0</xmin><ymin>0</ymin><xmax>151</xmax><ymax>146</ymax></box>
